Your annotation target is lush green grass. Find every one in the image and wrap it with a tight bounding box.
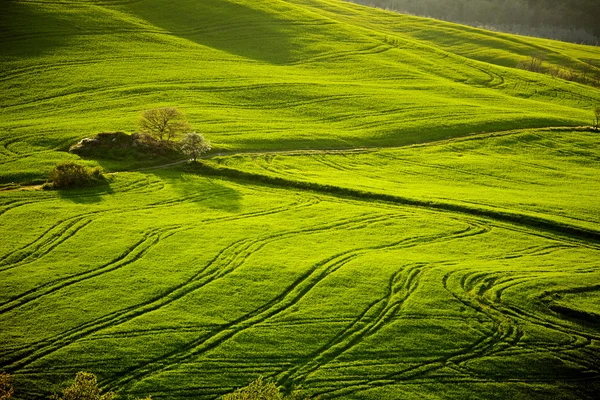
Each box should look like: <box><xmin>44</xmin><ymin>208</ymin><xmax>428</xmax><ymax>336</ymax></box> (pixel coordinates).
<box><xmin>1</xmin><ymin>162</ymin><xmax>599</xmax><ymax>399</ymax></box>
<box><xmin>210</xmin><ymin>127</ymin><xmax>600</xmax><ymax>232</ymax></box>
<box><xmin>1</xmin><ymin>1</ymin><xmax>600</xmax><ymax>399</ymax></box>
<box><xmin>1</xmin><ymin>0</ymin><xmax>600</xmax><ymax>184</ymax></box>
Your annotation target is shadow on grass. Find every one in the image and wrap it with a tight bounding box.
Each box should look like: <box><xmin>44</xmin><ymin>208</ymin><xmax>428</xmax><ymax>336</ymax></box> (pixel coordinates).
<box><xmin>55</xmin><ymin>182</ymin><xmax>114</xmax><ymax>204</ymax></box>
<box><xmin>0</xmin><ymin>2</ymin><xmax>81</xmax><ymax>60</ymax></box>
<box><xmin>150</xmin><ymin>167</ymin><xmax>243</xmax><ymax>213</ymax></box>
<box><xmin>122</xmin><ymin>0</ymin><xmax>294</xmax><ymax>64</ymax></box>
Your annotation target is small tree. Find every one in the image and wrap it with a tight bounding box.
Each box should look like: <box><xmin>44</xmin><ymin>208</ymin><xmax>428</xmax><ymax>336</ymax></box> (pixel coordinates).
<box><xmin>138</xmin><ymin>107</ymin><xmax>191</xmax><ymax>141</ymax></box>
<box><xmin>222</xmin><ymin>377</ymin><xmax>314</xmax><ymax>400</ymax></box>
<box><xmin>53</xmin><ymin>372</ymin><xmax>114</xmax><ymax>400</ymax></box>
<box><xmin>0</xmin><ymin>373</ymin><xmax>13</xmax><ymax>400</ymax></box>
<box><xmin>594</xmin><ymin>107</ymin><xmax>600</xmax><ymax>130</ymax></box>
<box><xmin>180</xmin><ymin>132</ymin><xmax>211</xmax><ymax>161</ymax></box>
<box><xmin>518</xmin><ymin>53</ymin><xmax>545</xmax><ymax>73</ymax></box>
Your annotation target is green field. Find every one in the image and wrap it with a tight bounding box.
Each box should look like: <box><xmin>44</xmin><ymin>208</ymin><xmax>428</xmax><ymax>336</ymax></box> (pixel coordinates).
<box><xmin>1</xmin><ymin>0</ymin><xmax>600</xmax><ymax>399</ymax></box>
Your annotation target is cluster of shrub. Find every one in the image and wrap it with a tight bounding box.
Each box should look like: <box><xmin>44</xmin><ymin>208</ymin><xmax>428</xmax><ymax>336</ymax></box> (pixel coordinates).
<box><xmin>47</xmin><ymin>107</ymin><xmax>211</xmax><ymax>189</ymax></box>
<box><xmin>517</xmin><ymin>54</ymin><xmax>600</xmax><ymax>88</ymax></box>
<box><xmin>0</xmin><ymin>372</ymin><xmax>314</xmax><ymax>400</ymax></box>
<box><xmin>44</xmin><ymin>162</ymin><xmax>106</xmax><ymax>190</ymax></box>
<box><xmin>71</xmin><ymin>108</ymin><xmax>211</xmax><ymax>162</ymax></box>
<box><xmin>348</xmin><ymin>0</ymin><xmax>599</xmax><ymax>45</ymax></box>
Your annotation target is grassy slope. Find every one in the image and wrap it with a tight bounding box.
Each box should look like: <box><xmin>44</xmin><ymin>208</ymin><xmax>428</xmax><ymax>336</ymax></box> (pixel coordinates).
<box><xmin>1</xmin><ymin>0</ymin><xmax>600</xmax><ymax>183</ymax></box>
<box><xmin>1</xmin><ymin>169</ymin><xmax>599</xmax><ymax>400</ymax></box>
<box><xmin>211</xmin><ymin>128</ymin><xmax>600</xmax><ymax>233</ymax></box>
<box><xmin>1</xmin><ymin>1</ymin><xmax>600</xmax><ymax>400</ymax></box>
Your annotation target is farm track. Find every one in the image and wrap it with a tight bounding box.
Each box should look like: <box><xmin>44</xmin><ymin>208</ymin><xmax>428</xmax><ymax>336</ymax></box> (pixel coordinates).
<box><xmin>278</xmin><ymin>222</ymin><xmax>492</xmax><ymax>387</ymax></box>
<box><xmin>311</xmin><ymin>259</ymin><xmax>598</xmax><ymax>398</ymax></box>
<box><xmin>105</xmin><ymin>219</ymin><xmax>489</xmax><ymax>393</ymax></box>
<box><xmin>0</xmin><ymin>192</ymin><xmax>320</xmax><ymax>311</ymax></box>
<box><xmin>1</xmin><ymin>126</ymin><xmax>599</xmax><ymax>397</ymax></box>
<box><xmin>0</xmin><ymin>215</ymin><xmax>96</xmax><ymax>272</ymax></box>
<box><xmin>100</xmin><ymin>213</ymin><xmax>411</xmax><ymax>390</ymax></box>
<box><xmin>0</xmin><ymin>225</ymin><xmax>184</xmax><ymax>314</ymax></box>
<box><xmin>275</xmin><ymin>212</ymin><xmax>600</xmax><ymax>397</ymax></box>
<box><xmin>1</xmin><ymin>211</ymin><xmax>396</xmax><ymax>371</ymax></box>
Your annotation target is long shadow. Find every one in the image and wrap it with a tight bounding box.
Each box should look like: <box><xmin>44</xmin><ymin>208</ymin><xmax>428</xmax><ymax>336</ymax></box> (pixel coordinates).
<box><xmin>56</xmin><ymin>182</ymin><xmax>114</xmax><ymax>204</ymax></box>
<box><xmin>0</xmin><ymin>2</ymin><xmax>83</xmax><ymax>61</ymax></box>
<box><xmin>149</xmin><ymin>167</ymin><xmax>243</xmax><ymax>213</ymax></box>
<box><xmin>121</xmin><ymin>0</ymin><xmax>294</xmax><ymax>64</ymax></box>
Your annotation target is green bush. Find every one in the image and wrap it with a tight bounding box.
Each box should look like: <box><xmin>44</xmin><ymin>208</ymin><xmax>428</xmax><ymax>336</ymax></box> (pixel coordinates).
<box><xmin>0</xmin><ymin>373</ymin><xmax>13</xmax><ymax>400</ymax></box>
<box><xmin>47</xmin><ymin>161</ymin><xmax>106</xmax><ymax>189</ymax></box>
<box><xmin>52</xmin><ymin>372</ymin><xmax>113</xmax><ymax>400</ymax></box>
<box><xmin>222</xmin><ymin>377</ymin><xmax>315</xmax><ymax>400</ymax></box>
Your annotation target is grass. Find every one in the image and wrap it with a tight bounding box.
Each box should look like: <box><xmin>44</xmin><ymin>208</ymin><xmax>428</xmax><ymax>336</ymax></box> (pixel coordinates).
<box><xmin>1</xmin><ymin>168</ymin><xmax>599</xmax><ymax>399</ymax></box>
<box><xmin>1</xmin><ymin>0</ymin><xmax>600</xmax><ymax>399</ymax></box>
<box><xmin>1</xmin><ymin>0</ymin><xmax>600</xmax><ymax>183</ymax></box>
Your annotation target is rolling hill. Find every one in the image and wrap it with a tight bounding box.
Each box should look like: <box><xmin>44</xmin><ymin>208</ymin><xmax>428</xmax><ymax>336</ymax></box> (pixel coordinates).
<box><xmin>1</xmin><ymin>1</ymin><xmax>600</xmax><ymax>399</ymax></box>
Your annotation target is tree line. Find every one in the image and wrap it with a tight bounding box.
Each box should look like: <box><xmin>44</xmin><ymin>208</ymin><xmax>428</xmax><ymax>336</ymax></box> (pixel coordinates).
<box><xmin>347</xmin><ymin>0</ymin><xmax>600</xmax><ymax>45</ymax></box>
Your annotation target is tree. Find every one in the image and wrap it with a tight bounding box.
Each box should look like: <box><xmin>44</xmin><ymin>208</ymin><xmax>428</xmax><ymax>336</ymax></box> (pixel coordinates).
<box><xmin>595</xmin><ymin>107</ymin><xmax>600</xmax><ymax>130</ymax></box>
<box><xmin>222</xmin><ymin>377</ymin><xmax>315</xmax><ymax>400</ymax></box>
<box><xmin>138</xmin><ymin>107</ymin><xmax>191</xmax><ymax>141</ymax></box>
<box><xmin>53</xmin><ymin>372</ymin><xmax>114</xmax><ymax>400</ymax></box>
<box><xmin>0</xmin><ymin>373</ymin><xmax>13</xmax><ymax>400</ymax></box>
<box><xmin>180</xmin><ymin>132</ymin><xmax>211</xmax><ymax>161</ymax></box>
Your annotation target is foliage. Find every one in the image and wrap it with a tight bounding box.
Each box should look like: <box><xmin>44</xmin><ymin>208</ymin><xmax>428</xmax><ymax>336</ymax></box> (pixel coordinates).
<box><xmin>348</xmin><ymin>0</ymin><xmax>600</xmax><ymax>44</ymax></box>
<box><xmin>0</xmin><ymin>373</ymin><xmax>13</xmax><ymax>400</ymax></box>
<box><xmin>139</xmin><ymin>107</ymin><xmax>191</xmax><ymax>141</ymax></box>
<box><xmin>517</xmin><ymin>53</ymin><xmax>544</xmax><ymax>73</ymax></box>
<box><xmin>222</xmin><ymin>377</ymin><xmax>314</xmax><ymax>400</ymax></box>
<box><xmin>52</xmin><ymin>372</ymin><xmax>114</xmax><ymax>400</ymax></box>
<box><xmin>595</xmin><ymin>107</ymin><xmax>600</xmax><ymax>130</ymax></box>
<box><xmin>69</xmin><ymin>132</ymin><xmax>183</xmax><ymax>163</ymax></box>
<box><xmin>180</xmin><ymin>132</ymin><xmax>211</xmax><ymax>161</ymax></box>
<box><xmin>47</xmin><ymin>161</ymin><xmax>106</xmax><ymax>189</ymax></box>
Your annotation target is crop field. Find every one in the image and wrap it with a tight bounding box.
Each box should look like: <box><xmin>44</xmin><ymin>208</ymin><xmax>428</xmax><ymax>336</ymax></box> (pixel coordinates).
<box><xmin>1</xmin><ymin>0</ymin><xmax>600</xmax><ymax>399</ymax></box>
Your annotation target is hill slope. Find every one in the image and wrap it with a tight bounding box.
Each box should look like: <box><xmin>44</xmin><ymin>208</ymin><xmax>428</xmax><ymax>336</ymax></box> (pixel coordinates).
<box><xmin>1</xmin><ymin>0</ymin><xmax>600</xmax><ymax>183</ymax></box>
<box><xmin>1</xmin><ymin>1</ymin><xmax>600</xmax><ymax>400</ymax></box>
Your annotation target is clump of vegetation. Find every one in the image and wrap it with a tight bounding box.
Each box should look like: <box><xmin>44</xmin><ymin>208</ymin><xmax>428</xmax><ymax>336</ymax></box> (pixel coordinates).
<box><xmin>594</xmin><ymin>107</ymin><xmax>600</xmax><ymax>131</ymax></box>
<box><xmin>52</xmin><ymin>372</ymin><xmax>114</xmax><ymax>400</ymax></box>
<box><xmin>222</xmin><ymin>377</ymin><xmax>315</xmax><ymax>400</ymax></box>
<box><xmin>180</xmin><ymin>132</ymin><xmax>211</xmax><ymax>161</ymax></box>
<box><xmin>139</xmin><ymin>107</ymin><xmax>191</xmax><ymax>141</ymax></box>
<box><xmin>45</xmin><ymin>161</ymin><xmax>106</xmax><ymax>189</ymax></box>
<box><xmin>0</xmin><ymin>373</ymin><xmax>13</xmax><ymax>400</ymax></box>
<box><xmin>516</xmin><ymin>54</ymin><xmax>600</xmax><ymax>87</ymax></box>
<box><xmin>70</xmin><ymin>107</ymin><xmax>209</xmax><ymax>163</ymax></box>
<box><xmin>517</xmin><ymin>53</ymin><xmax>545</xmax><ymax>73</ymax></box>
<box><xmin>70</xmin><ymin>131</ymin><xmax>182</xmax><ymax>160</ymax></box>
<box><xmin>349</xmin><ymin>0</ymin><xmax>600</xmax><ymax>45</ymax></box>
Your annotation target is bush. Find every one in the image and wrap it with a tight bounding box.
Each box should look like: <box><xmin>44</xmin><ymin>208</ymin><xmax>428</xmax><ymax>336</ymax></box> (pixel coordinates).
<box><xmin>69</xmin><ymin>132</ymin><xmax>182</xmax><ymax>161</ymax></box>
<box><xmin>47</xmin><ymin>161</ymin><xmax>106</xmax><ymax>189</ymax></box>
<box><xmin>0</xmin><ymin>373</ymin><xmax>13</xmax><ymax>400</ymax></box>
<box><xmin>222</xmin><ymin>377</ymin><xmax>315</xmax><ymax>400</ymax></box>
<box><xmin>52</xmin><ymin>372</ymin><xmax>113</xmax><ymax>400</ymax></box>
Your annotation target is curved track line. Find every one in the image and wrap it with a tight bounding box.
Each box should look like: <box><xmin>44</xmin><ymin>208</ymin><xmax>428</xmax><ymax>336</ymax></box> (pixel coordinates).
<box><xmin>106</xmin><ymin>219</ymin><xmax>489</xmax><ymax>393</ymax></box>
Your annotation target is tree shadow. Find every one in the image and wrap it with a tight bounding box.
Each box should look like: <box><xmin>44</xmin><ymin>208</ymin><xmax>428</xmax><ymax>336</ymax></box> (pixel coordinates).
<box><xmin>152</xmin><ymin>168</ymin><xmax>243</xmax><ymax>213</ymax></box>
<box><xmin>122</xmin><ymin>0</ymin><xmax>294</xmax><ymax>64</ymax></box>
<box><xmin>56</xmin><ymin>182</ymin><xmax>114</xmax><ymax>204</ymax></box>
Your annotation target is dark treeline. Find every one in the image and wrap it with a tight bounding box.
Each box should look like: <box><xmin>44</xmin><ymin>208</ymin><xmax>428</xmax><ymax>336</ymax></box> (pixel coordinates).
<box><xmin>348</xmin><ymin>0</ymin><xmax>599</xmax><ymax>45</ymax></box>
